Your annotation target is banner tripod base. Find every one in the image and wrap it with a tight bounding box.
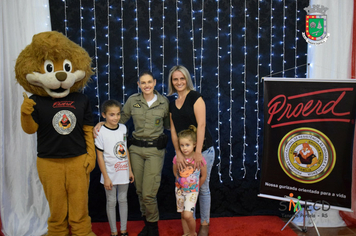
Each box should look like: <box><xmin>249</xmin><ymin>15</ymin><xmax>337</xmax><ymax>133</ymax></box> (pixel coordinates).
<box><xmin>281</xmin><ymin>207</ymin><xmax>320</xmax><ymax>236</ymax></box>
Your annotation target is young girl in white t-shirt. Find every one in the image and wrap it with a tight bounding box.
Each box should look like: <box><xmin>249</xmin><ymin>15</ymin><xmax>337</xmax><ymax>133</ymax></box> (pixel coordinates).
<box><xmin>95</xmin><ymin>99</ymin><xmax>134</xmax><ymax>236</ymax></box>
<box><xmin>173</xmin><ymin>125</ymin><xmax>207</xmax><ymax>236</ymax></box>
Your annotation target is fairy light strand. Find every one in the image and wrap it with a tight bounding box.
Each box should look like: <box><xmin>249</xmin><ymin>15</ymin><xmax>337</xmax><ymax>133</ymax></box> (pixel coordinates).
<box><xmin>63</xmin><ymin>0</ymin><xmax>68</xmax><ymax>36</ymax></box>
<box><xmin>270</xmin><ymin>1</ymin><xmax>274</xmax><ymax>77</ymax></box>
<box><xmin>190</xmin><ymin>0</ymin><xmax>196</xmax><ymax>86</ymax></box>
<box><xmin>92</xmin><ymin>0</ymin><xmax>100</xmax><ymax>120</ymax></box>
<box><xmin>254</xmin><ymin>0</ymin><xmax>261</xmax><ymax>179</ymax></box>
<box><xmin>148</xmin><ymin>0</ymin><xmax>153</xmax><ymax>70</ymax></box>
<box><xmin>199</xmin><ymin>0</ymin><xmax>205</xmax><ymax>93</ymax></box>
<box><xmin>282</xmin><ymin>0</ymin><xmax>286</xmax><ymax>77</ymax></box>
<box><xmin>242</xmin><ymin>0</ymin><xmax>247</xmax><ymax>178</ymax></box>
<box><xmin>216</xmin><ymin>0</ymin><xmax>222</xmax><ymax>183</ymax></box>
<box><xmin>79</xmin><ymin>0</ymin><xmax>85</xmax><ymax>95</ymax></box>
<box><xmin>161</xmin><ymin>0</ymin><xmax>166</xmax><ymax>95</ymax></box>
<box><xmin>80</xmin><ymin>0</ymin><xmax>83</xmax><ymax>47</ymax></box>
<box><xmin>228</xmin><ymin>2</ymin><xmax>234</xmax><ymax>181</ymax></box>
<box><xmin>135</xmin><ymin>0</ymin><xmax>139</xmax><ymax>81</ymax></box>
<box><xmin>121</xmin><ymin>0</ymin><xmax>126</xmax><ymax>103</ymax></box>
<box><xmin>176</xmin><ymin>1</ymin><xmax>180</xmax><ymax>64</ymax></box>
<box><xmin>106</xmin><ymin>0</ymin><xmax>111</xmax><ymax>100</ymax></box>
<box><xmin>295</xmin><ymin>0</ymin><xmax>299</xmax><ymax>77</ymax></box>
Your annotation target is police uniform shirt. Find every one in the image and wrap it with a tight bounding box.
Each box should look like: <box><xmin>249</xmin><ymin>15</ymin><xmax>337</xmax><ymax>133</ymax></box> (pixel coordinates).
<box><xmin>120</xmin><ymin>90</ymin><xmax>170</xmax><ymax>140</ymax></box>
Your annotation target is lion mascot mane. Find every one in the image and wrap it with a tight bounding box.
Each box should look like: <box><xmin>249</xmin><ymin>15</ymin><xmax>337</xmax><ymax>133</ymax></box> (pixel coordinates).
<box><xmin>15</xmin><ymin>31</ymin><xmax>96</xmax><ymax>236</ymax></box>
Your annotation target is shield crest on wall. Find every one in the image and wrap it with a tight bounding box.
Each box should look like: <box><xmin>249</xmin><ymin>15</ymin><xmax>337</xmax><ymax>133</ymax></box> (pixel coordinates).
<box><xmin>302</xmin><ymin>5</ymin><xmax>329</xmax><ymax>45</ymax></box>
<box><xmin>305</xmin><ymin>15</ymin><xmax>327</xmax><ymax>41</ymax></box>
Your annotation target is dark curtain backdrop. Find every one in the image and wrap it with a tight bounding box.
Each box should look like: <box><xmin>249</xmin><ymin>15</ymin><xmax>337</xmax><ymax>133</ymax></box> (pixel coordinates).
<box><xmin>49</xmin><ymin>0</ymin><xmax>308</xmax><ymax>222</ymax></box>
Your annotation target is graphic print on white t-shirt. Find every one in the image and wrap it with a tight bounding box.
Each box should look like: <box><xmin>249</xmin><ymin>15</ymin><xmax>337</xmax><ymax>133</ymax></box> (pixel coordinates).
<box><xmin>114</xmin><ymin>160</ymin><xmax>129</xmax><ymax>172</ymax></box>
<box><xmin>114</xmin><ymin>141</ymin><xmax>127</xmax><ymax>159</ymax></box>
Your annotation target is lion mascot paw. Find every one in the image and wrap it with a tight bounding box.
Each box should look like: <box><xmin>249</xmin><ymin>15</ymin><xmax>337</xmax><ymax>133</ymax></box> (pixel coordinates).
<box><xmin>15</xmin><ymin>31</ymin><xmax>96</xmax><ymax>236</ymax></box>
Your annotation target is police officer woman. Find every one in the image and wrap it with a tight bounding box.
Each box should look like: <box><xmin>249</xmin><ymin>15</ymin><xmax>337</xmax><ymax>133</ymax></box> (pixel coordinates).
<box><xmin>94</xmin><ymin>71</ymin><xmax>170</xmax><ymax>236</ymax></box>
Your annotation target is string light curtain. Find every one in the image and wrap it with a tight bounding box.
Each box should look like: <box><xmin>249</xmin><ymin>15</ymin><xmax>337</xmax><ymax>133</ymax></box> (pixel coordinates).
<box><xmin>49</xmin><ymin>0</ymin><xmax>308</xmax><ymax>219</ymax></box>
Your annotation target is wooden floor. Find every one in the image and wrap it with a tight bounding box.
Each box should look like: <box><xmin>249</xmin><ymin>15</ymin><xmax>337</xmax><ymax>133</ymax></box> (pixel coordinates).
<box><xmin>281</xmin><ymin>218</ymin><xmax>356</xmax><ymax>236</ymax></box>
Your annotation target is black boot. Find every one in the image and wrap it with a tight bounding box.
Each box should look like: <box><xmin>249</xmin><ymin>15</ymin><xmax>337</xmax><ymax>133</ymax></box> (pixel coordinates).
<box><xmin>147</xmin><ymin>221</ymin><xmax>159</xmax><ymax>236</ymax></box>
<box><xmin>138</xmin><ymin>217</ymin><xmax>148</xmax><ymax>236</ymax></box>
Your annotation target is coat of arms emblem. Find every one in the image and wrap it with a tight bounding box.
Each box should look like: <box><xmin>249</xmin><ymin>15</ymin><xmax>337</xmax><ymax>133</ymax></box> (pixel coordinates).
<box><xmin>302</xmin><ymin>5</ymin><xmax>330</xmax><ymax>45</ymax></box>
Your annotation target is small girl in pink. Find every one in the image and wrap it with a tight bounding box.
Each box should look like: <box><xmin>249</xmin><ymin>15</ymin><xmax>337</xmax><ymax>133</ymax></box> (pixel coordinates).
<box><xmin>173</xmin><ymin>125</ymin><xmax>207</xmax><ymax>236</ymax></box>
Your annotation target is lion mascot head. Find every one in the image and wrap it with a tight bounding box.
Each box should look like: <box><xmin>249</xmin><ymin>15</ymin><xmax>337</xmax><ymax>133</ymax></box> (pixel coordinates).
<box><xmin>15</xmin><ymin>31</ymin><xmax>93</xmax><ymax>98</ymax></box>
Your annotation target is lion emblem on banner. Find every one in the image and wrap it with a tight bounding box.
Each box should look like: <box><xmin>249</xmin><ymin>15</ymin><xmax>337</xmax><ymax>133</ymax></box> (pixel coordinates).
<box><xmin>278</xmin><ymin>127</ymin><xmax>336</xmax><ymax>184</ymax></box>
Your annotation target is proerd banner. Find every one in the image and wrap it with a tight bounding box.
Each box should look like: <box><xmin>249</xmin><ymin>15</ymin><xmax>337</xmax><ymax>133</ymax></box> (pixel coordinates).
<box><xmin>259</xmin><ymin>78</ymin><xmax>356</xmax><ymax>210</ymax></box>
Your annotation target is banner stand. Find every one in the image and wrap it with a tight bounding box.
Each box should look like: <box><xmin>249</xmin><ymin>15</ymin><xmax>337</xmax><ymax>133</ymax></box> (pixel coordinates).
<box><xmin>260</xmin><ymin>78</ymin><xmax>356</xmax><ymax>226</ymax></box>
<box><xmin>281</xmin><ymin>206</ymin><xmax>320</xmax><ymax>236</ymax></box>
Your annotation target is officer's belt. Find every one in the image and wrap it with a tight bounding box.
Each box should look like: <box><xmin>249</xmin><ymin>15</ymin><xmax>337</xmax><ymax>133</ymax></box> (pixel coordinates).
<box><xmin>131</xmin><ymin>138</ymin><xmax>158</xmax><ymax>148</ymax></box>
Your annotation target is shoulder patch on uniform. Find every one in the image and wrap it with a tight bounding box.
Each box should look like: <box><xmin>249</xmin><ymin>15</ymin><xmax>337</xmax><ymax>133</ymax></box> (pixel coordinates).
<box><xmin>133</xmin><ymin>103</ymin><xmax>141</xmax><ymax>108</ymax></box>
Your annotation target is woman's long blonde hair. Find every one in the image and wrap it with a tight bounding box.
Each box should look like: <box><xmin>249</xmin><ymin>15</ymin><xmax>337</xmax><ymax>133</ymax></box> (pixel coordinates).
<box><xmin>167</xmin><ymin>65</ymin><xmax>195</xmax><ymax>96</ymax></box>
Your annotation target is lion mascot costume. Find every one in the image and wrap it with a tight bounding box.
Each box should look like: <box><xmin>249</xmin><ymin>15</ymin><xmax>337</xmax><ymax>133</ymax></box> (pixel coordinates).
<box><xmin>15</xmin><ymin>31</ymin><xmax>96</xmax><ymax>236</ymax></box>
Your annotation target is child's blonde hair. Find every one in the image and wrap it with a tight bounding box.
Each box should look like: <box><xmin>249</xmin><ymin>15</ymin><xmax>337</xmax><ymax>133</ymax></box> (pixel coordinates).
<box><xmin>177</xmin><ymin>125</ymin><xmax>197</xmax><ymax>143</ymax></box>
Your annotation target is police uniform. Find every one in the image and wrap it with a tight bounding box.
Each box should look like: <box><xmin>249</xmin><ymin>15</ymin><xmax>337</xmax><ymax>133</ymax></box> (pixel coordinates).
<box><xmin>120</xmin><ymin>90</ymin><xmax>169</xmax><ymax>223</ymax></box>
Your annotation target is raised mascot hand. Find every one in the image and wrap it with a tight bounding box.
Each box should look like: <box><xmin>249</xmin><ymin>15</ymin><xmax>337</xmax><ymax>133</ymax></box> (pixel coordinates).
<box><xmin>21</xmin><ymin>92</ymin><xmax>36</xmax><ymax>115</ymax></box>
<box><xmin>21</xmin><ymin>92</ymin><xmax>38</xmax><ymax>134</ymax></box>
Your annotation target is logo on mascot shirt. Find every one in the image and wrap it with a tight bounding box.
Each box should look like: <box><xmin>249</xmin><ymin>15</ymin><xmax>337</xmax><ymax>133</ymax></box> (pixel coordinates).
<box><xmin>53</xmin><ymin>101</ymin><xmax>76</xmax><ymax>109</ymax></box>
<box><xmin>52</xmin><ymin>110</ymin><xmax>76</xmax><ymax>135</ymax></box>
